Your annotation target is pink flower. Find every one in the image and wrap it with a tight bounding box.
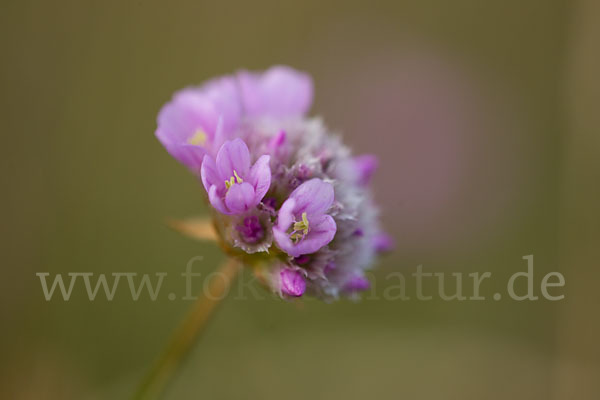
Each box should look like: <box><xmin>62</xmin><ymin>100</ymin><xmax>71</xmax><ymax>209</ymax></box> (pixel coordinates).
<box><xmin>273</xmin><ymin>179</ymin><xmax>337</xmax><ymax>257</ymax></box>
<box><xmin>201</xmin><ymin>139</ymin><xmax>271</xmax><ymax>215</ymax></box>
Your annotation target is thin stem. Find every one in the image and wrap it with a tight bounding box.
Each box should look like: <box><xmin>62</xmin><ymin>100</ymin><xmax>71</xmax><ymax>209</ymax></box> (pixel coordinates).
<box><xmin>133</xmin><ymin>257</ymin><xmax>241</xmax><ymax>400</ymax></box>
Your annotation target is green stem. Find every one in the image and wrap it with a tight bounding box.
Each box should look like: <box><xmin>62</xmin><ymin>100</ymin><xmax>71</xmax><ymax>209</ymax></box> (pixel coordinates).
<box><xmin>132</xmin><ymin>257</ymin><xmax>241</xmax><ymax>400</ymax></box>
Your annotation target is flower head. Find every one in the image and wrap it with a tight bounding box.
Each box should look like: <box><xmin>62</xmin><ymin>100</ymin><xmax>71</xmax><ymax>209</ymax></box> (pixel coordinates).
<box><xmin>155</xmin><ymin>65</ymin><xmax>392</xmax><ymax>301</ymax></box>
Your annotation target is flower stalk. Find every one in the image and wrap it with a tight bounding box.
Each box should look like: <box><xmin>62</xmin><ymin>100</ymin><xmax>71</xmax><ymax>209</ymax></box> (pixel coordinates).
<box><xmin>132</xmin><ymin>257</ymin><xmax>242</xmax><ymax>400</ymax></box>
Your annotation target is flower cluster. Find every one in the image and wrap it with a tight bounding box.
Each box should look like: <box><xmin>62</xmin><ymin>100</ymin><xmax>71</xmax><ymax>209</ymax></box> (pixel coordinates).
<box><xmin>156</xmin><ymin>66</ymin><xmax>392</xmax><ymax>300</ymax></box>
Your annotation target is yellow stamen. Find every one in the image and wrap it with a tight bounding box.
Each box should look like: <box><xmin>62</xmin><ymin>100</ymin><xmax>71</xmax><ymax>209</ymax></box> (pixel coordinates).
<box><xmin>233</xmin><ymin>170</ymin><xmax>243</xmax><ymax>184</ymax></box>
<box><xmin>188</xmin><ymin>129</ymin><xmax>207</xmax><ymax>146</ymax></box>
<box><xmin>225</xmin><ymin>176</ymin><xmax>235</xmax><ymax>189</ymax></box>
<box><xmin>291</xmin><ymin>212</ymin><xmax>309</xmax><ymax>240</ymax></box>
<box><xmin>224</xmin><ymin>170</ymin><xmax>243</xmax><ymax>190</ymax></box>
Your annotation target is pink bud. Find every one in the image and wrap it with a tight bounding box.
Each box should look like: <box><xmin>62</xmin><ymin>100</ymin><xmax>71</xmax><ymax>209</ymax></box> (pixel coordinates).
<box><xmin>280</xmin><ymin>268</ymin><xmax>306</xmax><ymax>297</ymax></box>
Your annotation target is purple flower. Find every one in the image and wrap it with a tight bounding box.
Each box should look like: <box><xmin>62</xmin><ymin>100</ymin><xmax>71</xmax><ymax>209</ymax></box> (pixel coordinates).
<box><xmin>279</xmin><ymin>268</ymin><xmax>306</xmax><ymax>297</ymax></box>
<box><xmin>155</xmin><ymin>77</ymin><xmax>241</xmax><ymax>173</ymax></box>
<box><xmin>273</xmin><ymin>178</ymin><xmax>337</xmax><ymax>257</ymax></box>
<box><xmin>201</xmin><ymin>139</ymin><xmax>271</xmax><ymax>214</ymax></box>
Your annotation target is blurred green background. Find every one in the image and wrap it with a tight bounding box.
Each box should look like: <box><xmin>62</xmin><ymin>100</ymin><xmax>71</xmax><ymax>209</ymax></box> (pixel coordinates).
<box><xmin>1</xmin><ymin>0</ymin><xmax>599</xmax><ymax>398</ymax></box>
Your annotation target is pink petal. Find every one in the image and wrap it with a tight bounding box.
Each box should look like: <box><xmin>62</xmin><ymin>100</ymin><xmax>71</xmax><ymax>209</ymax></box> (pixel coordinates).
<box><xmin>200</xmin><ymin>154</ymin><xmax>220</xmax><ymax>193</ymax></box>
<box><xmin>195</xmin><ymin>76</ymin><xmax>242</xmax><ymax>135</ymax></box>
<box><xmin>224</xmin><ymin>182</ymin><xmax>256</xmax><ymax>214</ymax></box>
<box><xmin>275</xmin><ymin>198</ymin><xmax>296</xmax><ymax>231</ymax></box>
<box><xmin>216</xmin><ymin>139</ymin><xmax>251</xmax><ymax>180</ymax></box>
<box><xmin>273</xmin><ymin>214</ymin><xmax>336</xmax><ymax>257</ymax></box>
<box><xmin>248</xmin><ymin>155</ymin><xmax>271</xmax><ymax>203</ymax></box>
<box><xmin>273</xmin><ymin>228</ymin><xmax>296</xmax><ymax>256</ymax></box>
<box><xmin>288</xmin><ymin>215</ymin><xmax>336</xmax><ymax>256</ymax></box>
<box><xmin>237</xmin><ymin>65</ymin><xmax>313</xmax><ymax>118</ymax></box>
<box><xmin>288</xmin><ymin>178</ymin><xmax>335</xmax><ymax>218</ymax></box>
<box><xmin>156</xmin><ymin>90</ymin><xmax>217</xmax><ymax>143</ymax></box>
<box><xmin>208</xmin><ymin>185</ymin><xmax>229</xmax><ymax>214</ymax></box>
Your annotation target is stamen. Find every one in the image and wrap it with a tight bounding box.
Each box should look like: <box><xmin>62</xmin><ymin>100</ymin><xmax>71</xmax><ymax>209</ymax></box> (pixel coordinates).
<box><xmin>188</xmin><ymin>129</ymin><xmax>207</xmax><ymax>146</ymax></box>
<box><xmin>290</xmin><ymin>212</ymin><xmax>309</xmax><ymax>241</ymax></box>
<box><xmin>225</xmin><ymin>170</ymin><xmax>243</xmax><ymax>189</ymax></box>
<box><xmin>233</xmin><ymin>170</ymin><xmax>243</xmax><ymax>184</ymax></box>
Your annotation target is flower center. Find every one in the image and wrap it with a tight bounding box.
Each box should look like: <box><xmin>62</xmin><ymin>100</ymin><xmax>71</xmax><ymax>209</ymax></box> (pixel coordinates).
<box><xmin>290</xmin><ymin>212</ymin><xmax>309</xmax><ymax>242</ymax></box>
<box><xmin>225</xmin><ymin>170</ymin><xmax>244</xmax><ymax>189</ymax></box>
<box><xmin>235</xmin><ymin>216</ymin><xmax>264</xmax><ymax>244</ymax></box>
<box><xmin>187</xmin><ymin>129</ymin><xmax>207</xmax><ymax>146</ymax></box>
